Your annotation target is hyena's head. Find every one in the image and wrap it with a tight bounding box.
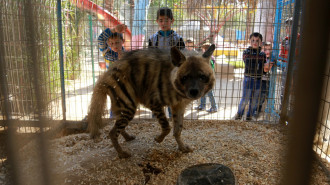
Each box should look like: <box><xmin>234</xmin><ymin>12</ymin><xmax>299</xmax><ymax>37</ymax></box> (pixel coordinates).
<box><xmin>170</xmin><ymin>44</ymin><xmax>216</xmax><ymax>100</ymax></box>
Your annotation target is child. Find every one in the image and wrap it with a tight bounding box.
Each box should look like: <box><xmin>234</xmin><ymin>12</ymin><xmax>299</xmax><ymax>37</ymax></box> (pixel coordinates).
<box><xmin>195</xmin><ymin>41</ymin><xmax>218</xmax><ymax>113</ymax></box>
<box><xmin>255</xmin><ymin>42</ymin><xmax>274</xmax><ymax>119</ymax></box>
<box><xmin>279</xmin><ymin>17</ymin><xmax>292</xmax><ymax>105</ymax></box>
<box><xmin>279</xmin><ymin>17</ymin><xmax>300</xmax><ymax>111</ymax></box>
<box><xmin>98</xmin><ymin>24</ymin><xmax>127</xmax><ymax>118</ymax></box>
<box><xmin>186</xmin><ymin>37</ymin><xmax>196</xmax><ymax>51</ymax></box>
<box><xmin>98</xmin><ymin>24</ymin><xmax>127</xmax><ymax>69</ymax></box>
<box><xmin>234</xmin><ymin>32</ymin><xmax>267</xmax><ymax>121</ymax></box>
<box><xmin>148</xmin><ymin>7</ymin><xmax>185</xmax><ymax>50</ymax></box>
<box><xmin>148</xmin><ymin>7</ymin><xmax>185</xmax><ymax>118</ymax></box>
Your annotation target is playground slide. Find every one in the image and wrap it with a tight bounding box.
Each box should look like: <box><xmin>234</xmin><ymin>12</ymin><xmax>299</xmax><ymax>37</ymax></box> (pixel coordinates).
<box><xmin>70</xmin><ymin>0</ymin><xmax>132</xmax><ymax>50</ymax></box>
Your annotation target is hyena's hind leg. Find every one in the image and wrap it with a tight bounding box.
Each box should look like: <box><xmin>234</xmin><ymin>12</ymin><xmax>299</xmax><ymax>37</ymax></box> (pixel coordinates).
<box><xmin>121</xmin><ymin>129</ymin><xmax>135</xmax><ymax>141</ymax></box>
<box><xmin>109</xmin><ymin>109</ymin><xmax>136</xmax><ymax>158</ymax></box>
<box><xmin>150</xmin><ymin>105</ymin><xmax>171</xmax><ymax>143</ymax></box>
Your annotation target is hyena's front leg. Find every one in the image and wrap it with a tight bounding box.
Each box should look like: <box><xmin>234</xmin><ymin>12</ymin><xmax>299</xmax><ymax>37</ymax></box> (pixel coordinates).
<box><xmin>172</xmin><ymin>107</ymin><xmax>193</xmax><ymax>153</ymax></box>
<box><xmin>151</xmin><ymin>106</ymin><xmax>171</xmax><ymax>143</ymax></box>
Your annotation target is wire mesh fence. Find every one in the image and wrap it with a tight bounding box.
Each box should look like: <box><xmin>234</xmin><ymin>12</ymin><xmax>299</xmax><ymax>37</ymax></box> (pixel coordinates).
<box><xmin>1</xmin><ymin>0</ymin><xmax>296</xmax><ymax>122</ymax></box>
<box><xmin>0</xmin><ymin>0</ymin><xmax>303</xmax><ymax>123</ymax></box>
<box><xmin>0</xmin><ymin>0</ymin><xmax>329</xmax><ymax>184</ymax></box>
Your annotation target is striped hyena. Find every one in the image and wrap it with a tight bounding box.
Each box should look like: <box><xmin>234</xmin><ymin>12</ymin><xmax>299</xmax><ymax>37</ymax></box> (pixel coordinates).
<box><xmin>88</xmin><ymin>45</ymin><xmax>216</xmax><ymax>158</ymax></box>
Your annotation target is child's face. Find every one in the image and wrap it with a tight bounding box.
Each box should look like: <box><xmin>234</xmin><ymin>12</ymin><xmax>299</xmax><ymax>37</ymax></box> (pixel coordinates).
<box><xmin>250</xmin><ymin>36</ymin><xmax>261</xmax><ymax>49</ymax></box>
<box><xmin>156</xmin><ymin>15</ymin><xmax>174</xmax><ymax>31</ymax></box>
<box><xmin>107</xmin><ymin>37</ymin><xmax>124</xmax><ymax>52</ymax></box>
<box><xmin>186</xmin><ymin>42</ymin><xmax>194</xmax><ymax>51</ymax></box>
<box><xmin>264</xmin><ymin>46</ymin><xmax>272</xmax><ymax>58</ymax></box>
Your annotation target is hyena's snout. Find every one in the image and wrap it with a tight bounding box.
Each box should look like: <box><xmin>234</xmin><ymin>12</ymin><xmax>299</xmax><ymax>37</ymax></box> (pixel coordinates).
<box><xmin>185</xmin><ymin>80</ymin><xmax>205</xmax><ymax>99</ymax></box>
<box><xmin>188</xmin><ymin>88</ymin><xmax>200</xmax><ymax>98</ymax></box>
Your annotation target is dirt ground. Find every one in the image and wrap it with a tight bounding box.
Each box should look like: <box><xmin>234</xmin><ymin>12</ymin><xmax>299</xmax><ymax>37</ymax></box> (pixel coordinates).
<box><xmin>2</xmin><ymin>120</ymin><xmax>330</xmax><ymax>185</ymax></box>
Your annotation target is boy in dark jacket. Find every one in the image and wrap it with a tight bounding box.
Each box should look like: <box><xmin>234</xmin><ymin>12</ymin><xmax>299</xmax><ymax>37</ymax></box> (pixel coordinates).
<box><xmin>234</xmin><ymin>32</ymin><xmax>267</xmax><ymax>121</ymax></box>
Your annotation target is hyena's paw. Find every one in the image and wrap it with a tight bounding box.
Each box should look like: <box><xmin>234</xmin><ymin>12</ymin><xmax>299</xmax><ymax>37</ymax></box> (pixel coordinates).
<box><xmin>118</xmin><ymin>151</ymin><xmax>131</xmax><ymax>158</ymax></box>
<box><xmin>124</xmin><ymin>135</ymin><xmax>136</xmax><ymax>142</ymax></box>
<box><xmin>154</xmin><ymin>129</ymin><xmax>171</xmax><ymax>143</ymax></box>
<box><xmin>121</xmin><ymin>131</ymin><xmax>136</xmax><ymax>142</ymax></box>
<box><xmin>179</xmin><ymin>145</ymin><xmax>193</xmax><ymax>153</ymax></box>
<box><xmin>93</xmin><ymin>137</ymin><xmax>103</xmax><ymax>143</ymax></box>
<box><xmin>154</xmin><ymin>135</ymin><xmax>165</xmax><ymax>143</ymax></box>
<box><xmin>90</xmin><ymin>131</ymin><xmax>101</xmax><ymax>140</ymax></box>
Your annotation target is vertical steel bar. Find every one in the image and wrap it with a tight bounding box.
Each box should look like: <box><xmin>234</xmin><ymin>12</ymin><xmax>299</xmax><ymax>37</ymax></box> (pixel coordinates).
<box><xmin>279</xmin><ymin>0</ymin><xmax>301</xmax><ymax>125</ymax></box>
<box><xmin>281</xmin><ymin>0</ymin><xmax>330</xmax><ymax>184</ymax></box>
<box><xmin>57</xmin><ymin>0</ymin><xmax>66</xmax><ymax>120</ymax></box>
<box><xmin>0</xmin><ymin>3</ymin><xmax>19</xmax><ymax>184</ymax></box>
<box><xmin>24</xmin><ymin>0</ymin><xmax>51</xmax><ymax>184</ymax></box>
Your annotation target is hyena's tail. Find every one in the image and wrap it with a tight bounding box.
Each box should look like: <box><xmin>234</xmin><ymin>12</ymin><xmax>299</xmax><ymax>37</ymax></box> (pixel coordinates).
<box><xmin>87</xmin><ymin>78</ymin><xmax>109</xmax><ymax>138</ymax></box>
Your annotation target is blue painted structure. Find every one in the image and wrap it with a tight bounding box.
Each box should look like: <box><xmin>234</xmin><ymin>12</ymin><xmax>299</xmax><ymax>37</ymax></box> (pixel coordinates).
<box><xmin>132</xmin><ymin>0</ymin><xmax>150</xmax><ymax>37</ymax></box>
<box><xmin>57</xmin><ymin>0</ymin><xmax>66</xmax><ymax>120</ymax></box>
<box><xmin>265</xmin><ymin>0</ymin><xmax>296</xmax><ymax>120</ymax></box>
<box><xmin>236</xmin><ymin>30</ymin><xmax>246</xmax><ymax>41</ymax></box>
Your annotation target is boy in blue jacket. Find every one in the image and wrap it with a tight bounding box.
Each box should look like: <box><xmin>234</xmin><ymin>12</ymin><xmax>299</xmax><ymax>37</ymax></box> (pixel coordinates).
<box><xmin>98</xmin><ymin>24</ymin><xmax>127</xmax><ymax>69</ymax></box>
<box><xmin>148</xmin><ymin>7</ymin><xmax>185</xmax><ymax>50</ymax></box>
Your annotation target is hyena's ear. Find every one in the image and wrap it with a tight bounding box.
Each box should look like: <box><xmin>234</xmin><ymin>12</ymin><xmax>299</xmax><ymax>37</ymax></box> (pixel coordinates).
<box><xmin>202</xmin><ymin>44</ymin><xmax>216</xmax><ymax>58</ymax></box>
<box><xmin>171</xmin><ymin>46</ymin><xmax>186</xmax><ymax>67</ymax></box>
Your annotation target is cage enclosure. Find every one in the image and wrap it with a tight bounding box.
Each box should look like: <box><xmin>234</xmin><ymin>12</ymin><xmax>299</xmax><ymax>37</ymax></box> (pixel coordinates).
<box><xmin>0</xmin><ymin>0</ymin><xmax>329</xmax><ymax>184</ymax></box>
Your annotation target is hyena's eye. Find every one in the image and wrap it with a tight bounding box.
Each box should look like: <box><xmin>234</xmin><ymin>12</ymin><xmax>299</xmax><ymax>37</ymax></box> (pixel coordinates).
<box><xmin>199</xmin><ymin>74</ymin><xmax>209</xmax><ymax>82</ymax></box>
<box><xmin>181</xmin><ymin>75</ymin><xmax>188</xmax><ymax>83</ymax></box>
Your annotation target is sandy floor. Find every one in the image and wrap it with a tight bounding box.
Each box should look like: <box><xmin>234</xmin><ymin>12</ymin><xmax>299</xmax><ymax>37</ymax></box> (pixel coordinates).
<box><xmin>12</xmin><ymin>120</ymin><xmax>329</xmax><ymax>185</ymax></box>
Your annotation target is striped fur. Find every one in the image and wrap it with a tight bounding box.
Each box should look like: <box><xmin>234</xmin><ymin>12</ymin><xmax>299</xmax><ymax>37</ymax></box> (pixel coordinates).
<box><xmin>88</xmin><ymin>45</ymin><xmax>216</xmax><ymax>158</ymax></box>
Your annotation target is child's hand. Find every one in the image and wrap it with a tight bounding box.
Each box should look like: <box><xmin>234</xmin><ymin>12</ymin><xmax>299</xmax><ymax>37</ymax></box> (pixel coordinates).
<box><xmin>264</xmin><ymin>62</ymin><xmax>274</xmax><ymax>72</ymax></box>
<box><xmin>98</xmin><ymin>62</ymin><xmax>106</xmax><ymax>70</ymax></box>
<box><xmin>115</xmin><ymin>24</ymin><xmax>127</xmax><ymax>33</ymax></box>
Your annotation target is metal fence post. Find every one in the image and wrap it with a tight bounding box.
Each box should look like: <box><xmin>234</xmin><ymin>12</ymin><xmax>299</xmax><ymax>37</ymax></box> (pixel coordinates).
<box><xmin>57</xmin><ymin>0</ymin><xmax>66</xmax><ymax>121</ymax></box>
<box><xmin>265</xmin><ymin>0</ymin><xmax>282</xmax><ymax>119</ymax></box>
<box><xmin>281</xmin><ymin>0</ymin><xmax>330</xmax><ymax>183</ymax></box>
<box><xmin>279</xmin><ymin>0</ymin><xmax>302</xmax><ymax>125</ymax></box>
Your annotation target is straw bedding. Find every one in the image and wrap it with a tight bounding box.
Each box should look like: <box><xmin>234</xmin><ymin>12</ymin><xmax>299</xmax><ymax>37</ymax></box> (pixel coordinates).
<box><xmin>12</xmin><ymin>120</ymin><xmax>330</xmax><ymax>184</ymax></box>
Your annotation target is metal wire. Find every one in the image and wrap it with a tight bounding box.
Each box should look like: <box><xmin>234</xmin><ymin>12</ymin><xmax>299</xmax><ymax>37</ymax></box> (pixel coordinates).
<box><xmin>0</xmin><ymin>0</ymin><xmax>329</xmax><ymax>184</ymax></box>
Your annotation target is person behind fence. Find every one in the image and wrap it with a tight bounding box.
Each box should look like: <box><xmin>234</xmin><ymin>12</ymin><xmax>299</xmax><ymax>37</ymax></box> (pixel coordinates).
<box><xmin>97</xmin><ymin>24</ymin><xmax>127</xmax><ymax>117</ymax></box>
<box><xmin>148</xmin><ymin>7</ymin><xmax>185</xmax><ymax>118</ymax></box>
<box><xmin>278</xmin><ymin>18</ymin><xmax>292</xmax><ymax>106</ymax></box>
<box><xmin>194</xmin><ymin>41</ymin><xmax>218</xmax><ymax>113</ymax></box>
<box><xmin>98</xmin><ymin>24</ymin><xmax>127</xmax><ymax>70</ymax></box>
<box><xmin>234</xmin><ymin>32</ymin><xmax>267</xmax><ymax>121</ymax></box>
<box><xmin>278</xmin><ymin>17</ymin><xmax>300</xmax><ymax>111</ymax></box>
<box><xmin>255</xmin><ymin>42</ymin><xmax>274</xmax><ymax>119</ymax></box>
<box><xmin>185</xmin><ymin>37</ymin><xmax>196</xmax><ymax>51</ymax></box>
